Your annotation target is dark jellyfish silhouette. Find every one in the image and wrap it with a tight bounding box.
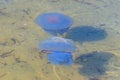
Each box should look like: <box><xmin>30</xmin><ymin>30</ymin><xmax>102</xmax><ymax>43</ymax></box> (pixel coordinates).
<box><xmin>74</xmin><ymin>51</ymin><xmax>114</xmax><ymax>78</ymax></box>
<box><xmin>35</xmin><ymin>12</ymin><xmax>73</xmax><ymax>35</ymax></box>
<box><xmin>47</xmin><ymin>51</ymin><xmax>73</xmax><ymax>65</ymax></box>
<box><xmin>66</xmin><ymin>26</ymin><xmax>107</xmax><ymax>43</ymax></box>
<box><xmin>39</xmin><ymin>37</ymin><xmax>76</xmax><ymax>65</ymax></box>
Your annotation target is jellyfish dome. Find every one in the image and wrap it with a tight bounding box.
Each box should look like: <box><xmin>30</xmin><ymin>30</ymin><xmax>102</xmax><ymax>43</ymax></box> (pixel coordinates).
<box><xmin>47</xmin><ymin>51</ymin><xmax>73</xmax><ymax>65</ymax></box>
<box><xmin>35</xmin><ymin>12</ymin><xmax>73</xmax><ymax>35</ymax></box>
<box><xmin>39</xmin><ymin>37</ymin><xmax>76</xmax><ymax>53</ymax></box>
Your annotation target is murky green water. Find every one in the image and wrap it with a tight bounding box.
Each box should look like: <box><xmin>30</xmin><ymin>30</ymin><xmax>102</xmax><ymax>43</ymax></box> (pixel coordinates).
<box><xmin>0</xmin><ymin>0</ymin><xmax>120</xmax><ymax>80</ymax></box>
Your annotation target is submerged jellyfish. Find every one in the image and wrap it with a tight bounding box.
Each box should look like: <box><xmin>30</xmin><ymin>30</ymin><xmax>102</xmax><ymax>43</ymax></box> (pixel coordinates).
<box><xmin>47</xmin><ymin>51</ymin><xmax>73</xmax><ymax>65</ymax></box>
<box><xmin>35</xmin><ymin>12</ymin><xmax>73</xmax><ymax>35</ymax></box>
<box><xmin>39</xmin><ymin>37</ymin><xmax>76</xmax><ymax>53</ymax></box>
<box><xmin>39</xmin><ymin>37</ymin><xmax>76</xmax><ymax>65</ymax></box>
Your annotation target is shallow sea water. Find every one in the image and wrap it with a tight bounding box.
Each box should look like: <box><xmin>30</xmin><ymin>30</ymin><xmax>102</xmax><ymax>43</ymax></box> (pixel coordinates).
<box><xmin>0</xmin><ymin>0</ymin><xmax>120</xmax><ymax>80</ymax></box>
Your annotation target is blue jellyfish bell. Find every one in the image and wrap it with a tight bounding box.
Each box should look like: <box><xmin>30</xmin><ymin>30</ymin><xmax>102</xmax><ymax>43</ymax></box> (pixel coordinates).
<box><xmin>35</xmin><ymin>12</ymin><xmax>73</xmax><ymax>35</ymax></box>
<box><xmin>39</xmin><ymin>37</ymin><xmax>76</xmax><ymax>66</ymax></box>
<box><xmin>47</xmin><ymin>51</ymin><xmax>73</xmax><ymax>65</ymax></box>
<box><xmin>39</xmin><ymin>37</ymin><xmax>76</xmax><ymax>53</ymax></box>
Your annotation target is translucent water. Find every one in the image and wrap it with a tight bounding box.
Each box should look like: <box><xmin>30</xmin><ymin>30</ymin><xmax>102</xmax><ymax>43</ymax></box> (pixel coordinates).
<box><xmin>0</xmin><ymin>0</ymin><xmax>120</xmax><ymax>80</ymax></box>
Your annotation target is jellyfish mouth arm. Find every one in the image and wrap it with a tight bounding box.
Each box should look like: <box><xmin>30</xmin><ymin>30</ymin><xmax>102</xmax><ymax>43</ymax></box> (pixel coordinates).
<box><xmin>40</xmin><ymin>50</ymin><xmax>51</xmax><ymax>54</ymax></box>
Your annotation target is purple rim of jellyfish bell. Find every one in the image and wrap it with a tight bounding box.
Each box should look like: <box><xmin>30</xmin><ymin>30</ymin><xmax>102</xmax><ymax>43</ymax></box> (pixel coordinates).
<box><xmin>35</xmin><ymin>12</ymin><xmax>73</xmax><ymax>35</ymax></box>
<box><xmin>39</xmin><ymin>37</ymin><xmax>76</xmax><ymax>53</ymax></box>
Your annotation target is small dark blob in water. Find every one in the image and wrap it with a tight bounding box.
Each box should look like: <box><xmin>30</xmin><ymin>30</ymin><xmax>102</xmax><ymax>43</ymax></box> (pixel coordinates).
<box><xmin>74</xmin><ymin>0</ymin><xmax>81</xmax><ymax>2</ymax></box>
<box><xmin>89</xmin><ymin>77</ymin><xmax>99</xmax><ymax>80</ymax></box>
<box><xmin>51</xmin><ymin>0</ymin><xmax>60</xmax><ymax>2</ymax></box>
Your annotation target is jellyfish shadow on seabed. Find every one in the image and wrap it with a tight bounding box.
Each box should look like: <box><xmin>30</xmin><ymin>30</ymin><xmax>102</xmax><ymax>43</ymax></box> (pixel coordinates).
<box><xmin>74</xmin><ymin>51</ymin><xmax>115</xmax><ymax>80</ymax></box>
<box><xmin>66</xmin><ymin>26</ymin><xmax>107</xmax><ymax>43</ymax></box>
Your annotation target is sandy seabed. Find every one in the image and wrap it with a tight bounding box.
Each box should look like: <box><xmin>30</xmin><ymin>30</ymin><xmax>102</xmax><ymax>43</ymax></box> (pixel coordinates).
<box><xmin>0</xmin><ymin>0</ymin><xmax>120</xmax><ymax>80</ymax></box>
